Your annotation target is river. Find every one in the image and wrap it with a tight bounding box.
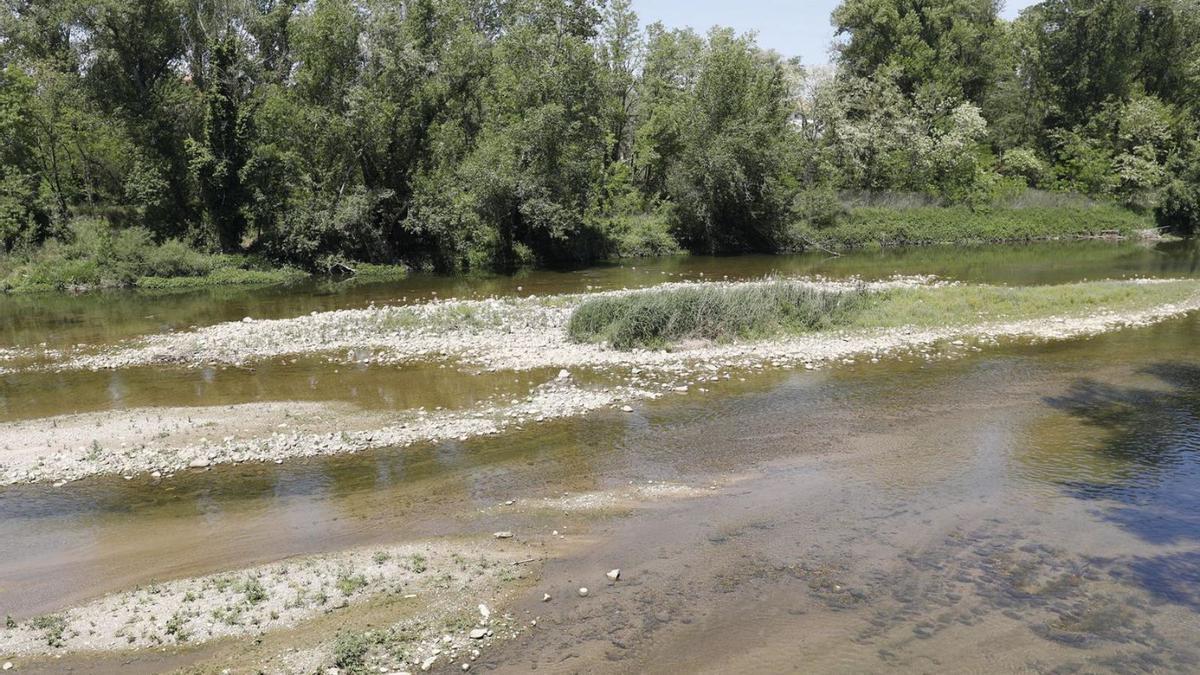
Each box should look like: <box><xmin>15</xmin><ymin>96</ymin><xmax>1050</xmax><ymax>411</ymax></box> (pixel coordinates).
<box><xmin>1</xmin><ymin>240</ymin><xmax>1199</xmax><ymax>673</ymax></box>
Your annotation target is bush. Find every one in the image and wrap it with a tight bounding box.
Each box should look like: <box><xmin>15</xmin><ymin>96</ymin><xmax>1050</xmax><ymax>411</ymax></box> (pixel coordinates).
<box><xmin>1156</xmin><ymin>149</ymin><xmax>1200</xmax><ymax>236</ymax></box>
<box><xmin>998</xmin><ymin>148</ymin><xmax>1050</xmax><ymax>188</ymax></box>
<box><xmin>568</xmin><ymin>281</ymin><xmax>870</xmax><ymax>349</ymax></box>
<box><xmin>791</xmin><ymin>186</ymin><xmax>847</xmax><ymax>230</ymax></box>
<box><xmin>793</xmin><ymin>200</ymin><xmax>1151</xmax><ymax>250</ymax></box>
<box><xmin>0</xmin><ymin>218</ymin><xmax>301</xmax><ymax>292</ymax></box>
<box><xmin>142</xmin><ymin>239</ymin><xmax>218</xmax><ymax>277</ymax></box>
<box><xmin>603</xmin><ymin>211</ymin><xmax>683</xmax><ymax>258</ymax></box>
<box><xmin>333</xmin><ymin>629</ymin><xmax>369</xmax><ymax>667</ymax></box>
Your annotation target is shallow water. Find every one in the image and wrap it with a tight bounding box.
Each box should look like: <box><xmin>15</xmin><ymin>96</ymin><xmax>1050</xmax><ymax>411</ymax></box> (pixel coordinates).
<box><xmin>2</xmin><ymin>240</ymin><xmax>1197</xmax><ymax>353</ymax></box>
<box><xmin>2</xmin><ymin>241</ymin><xmax>1200</xmax><ymax>672</ymax></box>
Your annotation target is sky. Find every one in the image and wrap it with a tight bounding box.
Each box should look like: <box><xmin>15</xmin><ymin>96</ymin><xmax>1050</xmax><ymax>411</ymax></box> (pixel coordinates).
<box><xmin>630</xmin><ymin>1</ymin><xmax>1042</xmax><ymax>66</ymax></box>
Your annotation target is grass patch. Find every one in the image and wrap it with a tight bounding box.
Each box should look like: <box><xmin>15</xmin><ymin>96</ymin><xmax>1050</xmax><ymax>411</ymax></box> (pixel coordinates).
<box><xmin>136</xmin><ymin>266</ymin><xmax>305</xmax><ymax>290</ymax></box>
<box><xmin>29</xmin><ymin>614</ymin><xmax>67</xmax><ymax>648</ymax></box>
<box><xmin>854</xmin><ymin>280</ymin><xmax>1200</xmax><ymax>329</ymax></box>
<box><xmin>569</xmin><ymin>279</ymin><xmax>1200</xmax><ymax>349</ymax></box>
<box><xmin>239</xmin><ymin>576</ymin><xmax>268</xmax><ymax>605</ymax></box>
<box><xmin>794</xmin><ymin>203</ymin><xmax>1153</xmax><ymax>251</ymax></box>
<box><xmin>568</xmin><ymin>281</ymin><xmax>871</xmax><ymax>349</ymax></box>
<box><xmin>332</xmin><ymin>629</ymin><xmax>390</xmax><ymax>674</ymax></box>
<box><xmin>335</xmin><ymin>572</ymin><xmax>369</xmax><ymax>596</ymax></box>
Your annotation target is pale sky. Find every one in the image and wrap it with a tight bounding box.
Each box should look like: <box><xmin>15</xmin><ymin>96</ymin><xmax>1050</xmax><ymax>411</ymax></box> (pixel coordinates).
<box><xmin>630</xmin><ymin>1</ymin><xmax>1041</xmax><ymax>66</ymax></box>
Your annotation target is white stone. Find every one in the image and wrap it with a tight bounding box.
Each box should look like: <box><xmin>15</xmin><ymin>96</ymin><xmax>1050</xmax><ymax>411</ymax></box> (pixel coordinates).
<box><xmin>493</xmin><ymin>531</ymin><xmax>513</xmax><ymax>539</ymax></box>
<box><xmin>479</xmin><ymin>603</ymin><xmax>491</xmax><ymax>619</ymax></box>
<box><xmin>621</xmin><ymin>405</ymin><xmax>634</xmax><ymax>413</ymax></box>
<box><xmin>469</xmin><ymin>629</ymin><xmax>487</xmax><ymax>639</ymax></box>
<box><xmin>578</xmin><ymin>587</ymin><xmax>589</xmax><ymax>597</ymax></box>
<box><xmin>606</xmin><ymin>569</ymin><xmax>621</xmax><ymax>581</ymax></box>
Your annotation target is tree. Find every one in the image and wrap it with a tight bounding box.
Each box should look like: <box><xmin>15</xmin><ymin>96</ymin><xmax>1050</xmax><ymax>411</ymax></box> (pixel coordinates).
<box><xmin>459</xmin><ymin>0</ymin><xmax>608</xmax><ymax>269</ymax></box>
<box><xmin>188</xmin><ymin>30</ymin><xmax>256</xmax><ymax>252</ymax></box>
<box><xmin>666</xmin><ymin>29</ymin><xmax>794</xmax><ymax>252</ymax></box>
<box><xmin>598</xmin><ymin>0</ymin><xmax>641</xmax><ymax>168</ymax></box>
<box><xmin>0</xmin><ymin>66</ymin><xmax>52</xmax><ymax>250</ymax></box>
<box><xmin>1020</xmin><ymin>0</ymin><xmax>1139</xmax><ymax>128</ymax></box>
<box><xmin>832</xmin><ymin>0</ymin><xmax>1005</xmax><ymax>103</ymax></box>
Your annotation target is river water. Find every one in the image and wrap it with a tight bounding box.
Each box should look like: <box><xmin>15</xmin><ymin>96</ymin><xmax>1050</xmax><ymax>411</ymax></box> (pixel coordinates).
<box><xmin>1</xmin><ymin>240</ymin><xmax>1199</xmax><ymax>673</ymax></box>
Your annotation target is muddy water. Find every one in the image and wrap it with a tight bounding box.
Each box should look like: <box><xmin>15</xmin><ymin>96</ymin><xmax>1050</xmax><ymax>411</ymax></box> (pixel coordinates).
<box><xmin>2</xmin><ymin>241</ymin><xmax>1200</xmax><ymax>673</ymax></box>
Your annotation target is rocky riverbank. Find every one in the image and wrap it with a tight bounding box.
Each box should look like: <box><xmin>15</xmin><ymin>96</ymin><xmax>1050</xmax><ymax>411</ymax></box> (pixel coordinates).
<box><xmin>2</xmin><ymin>276</ymin><xmax>1198</xmax><ymax>486</ymax></box>
<box><xmin>0</xmin><ymin>538</ymin><xmax>534</xmax><ymax>673</ymax></box>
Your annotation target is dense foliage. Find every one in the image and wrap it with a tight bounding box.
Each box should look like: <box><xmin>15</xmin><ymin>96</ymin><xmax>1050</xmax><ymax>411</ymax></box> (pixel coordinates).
<box><xmin>2</xmin><ymin>0</ymin><xmax>1198</xmax><ymax>277</ymax></box>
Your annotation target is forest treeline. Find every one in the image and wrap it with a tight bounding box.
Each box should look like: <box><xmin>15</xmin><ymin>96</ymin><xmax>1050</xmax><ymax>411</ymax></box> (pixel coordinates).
<box><xmin>2</xmin><ymin>0</ymin><xmax>1198</xmax><ymax>277</ymax></box>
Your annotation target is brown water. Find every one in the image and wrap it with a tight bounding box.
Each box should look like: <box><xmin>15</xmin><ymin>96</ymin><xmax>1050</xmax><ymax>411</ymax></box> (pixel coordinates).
<box><xmin>2</xmin><ymin>241</ymin><xmax>1200</xmax><ymax>673</ymax></box>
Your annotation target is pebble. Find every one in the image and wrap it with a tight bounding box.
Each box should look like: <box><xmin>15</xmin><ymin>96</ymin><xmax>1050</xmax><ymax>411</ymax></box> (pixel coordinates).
<box><xmin>493</xmin><ymin>531</ymin><xmax>514</xmax><ymax>539</ymax></box>
<box><xmin>578</xmin><ymin>587</ymin><xmax>589</xmax><ymax>597</ymax></box>
<box><xmin>461</xmin><ymin>664</ymin><xmax>471</xmax><ymax>672</ymax></box>
<box><xmin>543</xmin><ymin>593</ymin><xmax>552</xmax><ymax>602</ymax></box>
<box><xmin>420</xmin><ymin>657</ymin><xmax>437</xmax><ymax>672</ymax></box>
<box><xmin>188</xmin><ymin>458</ymin><xmax>211</xmax><ymax>469</ymax></box>
<box><xmin>469</xmin><ymin>628</ymin><xmax>487</xmax><ymax>639</ymax></box>
<box><xmin>479</xmin><ymin>603</ymin><xmax>491</xmax><ymax>619</ymax></box>
<box><xmin>2</xmin><ymin>662</ymin><xmax>11</xmax><ymax>671</ymax></box>
<box><xmin>621</xmin><ymin>405</ymin><xmax>634</xmax><ymax>413</ymax></box>
<box><xmin>606</xmin><ymin>569</ymin><xmax>621</xmax><ymax>581</ymax></box>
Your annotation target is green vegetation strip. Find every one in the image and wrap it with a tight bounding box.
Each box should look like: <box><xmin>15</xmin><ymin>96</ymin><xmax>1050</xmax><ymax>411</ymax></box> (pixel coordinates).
<box><xmin>795</xmin><ymin>204</ymin><xmax>1152</xmax><ymax>251</ymax></box>
<box><xmin>568</xmin><ymin>280</ymin><xmax>1200</xmax><ymax>350</ymax></box>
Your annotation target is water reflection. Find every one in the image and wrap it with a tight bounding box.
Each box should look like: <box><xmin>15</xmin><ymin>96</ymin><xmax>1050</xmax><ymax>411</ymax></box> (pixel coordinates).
<box><xmin>1042</xmin><ymin>363</ymin><xmax>1200</xmax><ymax>545</ymax></box>
<box><xmin>1119</xmin><ymin>551</ymin><xmax>1200</xmax><ymax>612</ymax></box>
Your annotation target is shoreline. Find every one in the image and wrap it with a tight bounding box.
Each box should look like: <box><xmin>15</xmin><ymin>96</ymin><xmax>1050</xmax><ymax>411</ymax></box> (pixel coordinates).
<box><xmin>1</xmin><ymin>227</ymin><xmax>1178</xmax><ymax>298</ymax></box>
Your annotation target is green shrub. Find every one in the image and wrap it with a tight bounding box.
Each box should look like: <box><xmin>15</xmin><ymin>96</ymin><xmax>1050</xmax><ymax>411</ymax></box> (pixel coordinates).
<box><xmin>141</xmin><ymin>239</ymin><xmax>218</xmax><ymax>277</ymax></box>
<box><xmin>604</xmin><ymin>212</ymin><xmax>683</xmax><ymax>258</ymax></box>
<box><xmin>332</xmin><ymin>630</ymin><xmax>378</xmax><ymax>673</ymax></box>
<box><xmin>569</xmin><ymin>281</ymin><xmax>870</xmax><ymax>349</ymax></box>
<box><xmin>791</xmin><ymin>186</ymin><xmax>847</xmax><ymax>230</ymax></box>
<box><xmin>795</xmin><ymin>202</ymin><xmax>1150</xmax><ymax>250</ymax></box>
<box><xmin>30</xmin><ymin>614</ymin><xmax>67</xmax><ymax>648</ymax></box>
<box><xmin>0</xmin><ymin>218</ymin><xmax>311</xmax><ymax>292</ymax></box>
<box><xmin>239</xmin><ymin>576</ymin><xmax>268</xmax><ymax>605</ymax></box>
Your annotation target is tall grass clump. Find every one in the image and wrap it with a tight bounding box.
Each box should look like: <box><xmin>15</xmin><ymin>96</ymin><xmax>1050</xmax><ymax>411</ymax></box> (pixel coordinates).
<box><xmin>568</xmin><ymin>281</ymin><xmax>871</xmax><ymax>349</ymax></box>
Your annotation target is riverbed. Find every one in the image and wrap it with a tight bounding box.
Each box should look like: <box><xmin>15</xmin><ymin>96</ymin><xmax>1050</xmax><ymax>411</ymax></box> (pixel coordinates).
<box><xmin>1</xmin><ymin>241</ymin><xmax>1199</xmax><ymax>673</ymax></box>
